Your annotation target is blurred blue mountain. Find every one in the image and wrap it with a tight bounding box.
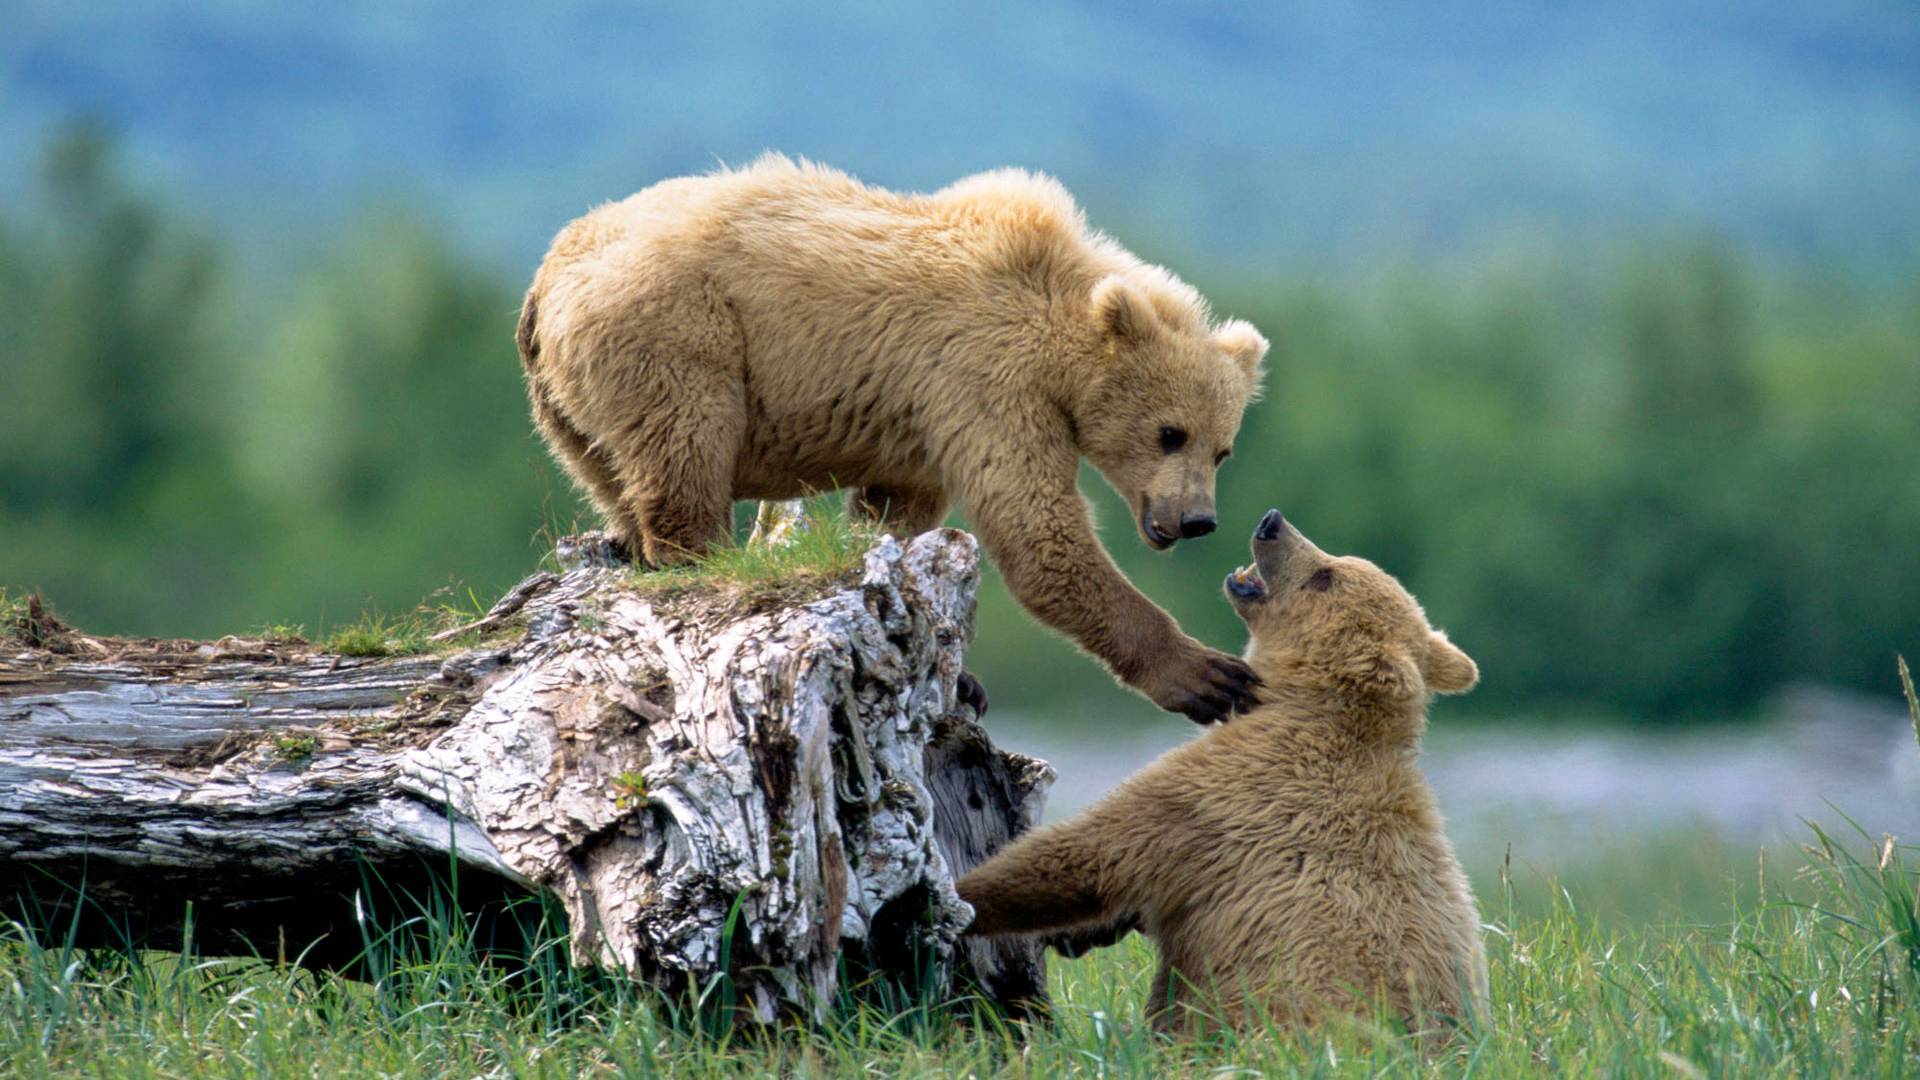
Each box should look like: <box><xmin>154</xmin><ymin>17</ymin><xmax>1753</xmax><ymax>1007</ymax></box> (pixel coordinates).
<box><xmin>3</xmin><ymin>1</ymin><xmax>1916</xmax><ymax>277</ymax></box>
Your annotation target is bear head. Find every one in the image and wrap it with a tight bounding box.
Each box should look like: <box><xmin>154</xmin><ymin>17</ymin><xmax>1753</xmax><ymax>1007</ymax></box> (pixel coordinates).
<box><xmin>1222</xmin><ymin>509</ymin><xmax>1477</xmax><ymax>714</ymax></box>
<box><xmin>1073</xmin><ymin>272</ymin><xmax>1267</xmax><ymax>552</ymax></box>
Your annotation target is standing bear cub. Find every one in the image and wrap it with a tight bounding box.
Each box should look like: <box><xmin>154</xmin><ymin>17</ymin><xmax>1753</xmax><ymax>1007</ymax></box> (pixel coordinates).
<box><xmin>517</xmin><ymin>156</ymin><xmax>1267</xmax><ymax>722</ymax></box>
<box><xmin>958</xmin><ymin>510</ymin><xmax>1487</xmax><ymax>1034</ymax></box>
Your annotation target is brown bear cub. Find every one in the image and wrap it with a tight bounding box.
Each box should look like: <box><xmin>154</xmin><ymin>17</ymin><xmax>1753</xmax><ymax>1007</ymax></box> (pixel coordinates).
<box><xmin>957</xmin><ymin>509</ymin><xmax>1487</xmax><ymax>1035</ymax></box>
<box><xmin>517</xmin><ymin>157</ymin><xmax>1267</xmax><ymax>723</ymax></box>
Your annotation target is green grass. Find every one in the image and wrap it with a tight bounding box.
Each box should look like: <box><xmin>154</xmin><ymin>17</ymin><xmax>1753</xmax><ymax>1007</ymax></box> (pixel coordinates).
<box><xmin>1903</xmin><ymin>655</ymin><xmax>1919</xmax><ymax>752</ymax></box>
<box><xmin>1462</xmin><ymin>827</ymin><xmax>1790</xmax><ymax>929</ymax></box>
<box><xmin>251</xmin><ymin>622</ymin><xmax>309</xmax><ymax>644</ymax></box>
<box><xmin>0</xmin><ymin>588</ymin><xmax>27</xmax><ymax>627</ymax></box>
<box><xmin>312</xmin><ymin>499</ymin><xmax>879</xmax><ymax>657</ymax></box>
<box><xmin>316</xmin><ymin>500</ymin><xmax>883</xmax><ymax>657</ymax></box>
<box><xmin>270</xmin><ymin>733</ymin><xmax>319</xmax><ymax>762</ymax></box>
<box><xmin>322</xmin><ymin>611</ymin><xmax>425</xmax><ymax>657</ymax></box>
<box><xmin>317</xmin><ymin>585</ymin><xmax>503</xmax><ymax>658</ymax></box>
<box><xmin>3</xmin><ymin>820</ymin><xmax>1914</xmax><ymax>1078</ymax></box>
<box><xmin>625</xmin><ymin>498</ymin><xmax>879</xmax><ymax>599</ymax></box>
<box><xmin>5</xmin><ymin>667</ymin><xmax>1909</xmax><ymax>1076</ymax></box>
<box><xmin>0</xmin><ymin>587</ymin><xmax>57</xmax><ymax>647</ymax></box>
<box><xmin>8</xmin><ymin>503</ymin><xmax>880</xmax><ymax>660</ymax></box>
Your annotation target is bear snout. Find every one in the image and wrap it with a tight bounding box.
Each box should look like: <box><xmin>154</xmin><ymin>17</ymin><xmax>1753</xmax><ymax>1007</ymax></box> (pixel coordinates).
<box><xmin>1251</xmin><ymin>508</ymin><xmax>1306</xmax><ymax>584</ymax></box>
<box><xmin>1254</xmin><ymin>508</ymin><xmax>1286</xmax><ymax>541</ymax></box>
<box><xmin>1179</xmin><ymin>512</ymin><xmax>1217</xmax><ymax>539</ymax></box>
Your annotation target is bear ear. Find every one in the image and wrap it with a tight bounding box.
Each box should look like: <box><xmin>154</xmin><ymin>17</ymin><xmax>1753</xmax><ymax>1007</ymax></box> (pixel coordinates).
<box><xmin>1213</xmin><ymin>319</ymin><xmax>1269</xmax><ymax>381</ymax></box>
<box><xmin>1424</xmin><ymin>631</ymin><xmax>1479</xmax><ymax>695</ymax></box>
<box><xmin>1090</xmin><ymin>274</ymin><xmax>1158</xmax><ymax>345</ymax></box>
<box><xmin>1339</xmin><ymin>646</ymin><xmax>1423</xmax><ymax>703</ymax></box>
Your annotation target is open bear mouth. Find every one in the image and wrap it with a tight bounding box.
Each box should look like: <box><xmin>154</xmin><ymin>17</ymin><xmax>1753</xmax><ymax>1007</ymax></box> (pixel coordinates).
<box><xmin>1225</xmin><ymin>563</ymin><xmax>1267</xmax><ymax>600</ymax></box>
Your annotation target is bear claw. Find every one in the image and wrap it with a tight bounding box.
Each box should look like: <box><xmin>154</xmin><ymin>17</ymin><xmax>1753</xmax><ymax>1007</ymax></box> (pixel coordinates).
<box><xmin>1169</xmin><ymin>652</ymin><xmax>1261</xmax><ymax>724</ymax></box>
<box><xmin>956</xmin><ymin>671</ymin><xmax>990</xmax><ymax>717</ymax></box>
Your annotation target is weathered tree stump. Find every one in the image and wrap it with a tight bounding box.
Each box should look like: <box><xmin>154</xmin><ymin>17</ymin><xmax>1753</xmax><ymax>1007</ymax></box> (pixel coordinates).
<box><xmin>0</xmin><ymin>530</ymin><xmax>1055</xmax><ymax>1022</ymax></box>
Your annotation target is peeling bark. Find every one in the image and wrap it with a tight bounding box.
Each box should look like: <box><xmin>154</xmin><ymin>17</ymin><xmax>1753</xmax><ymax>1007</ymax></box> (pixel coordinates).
<box><xmin>0</xmin><ymin>530</ymin><xmax>1054</xmax><ymax>1021</ymax></box>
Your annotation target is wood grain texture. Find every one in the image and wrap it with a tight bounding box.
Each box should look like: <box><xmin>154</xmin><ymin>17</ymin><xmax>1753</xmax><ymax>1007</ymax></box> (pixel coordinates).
<box><xmin>0</xmin><ymin>530</ymin><xmax>1053</xmax><ymax>1021</ymax></box>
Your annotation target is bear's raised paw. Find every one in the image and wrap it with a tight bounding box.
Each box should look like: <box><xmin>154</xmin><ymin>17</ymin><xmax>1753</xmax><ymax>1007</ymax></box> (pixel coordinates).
<box><xmin>1146</xmin><ymin>646</ymin><xmax>1262</xmax><ymax>725</ymax></box>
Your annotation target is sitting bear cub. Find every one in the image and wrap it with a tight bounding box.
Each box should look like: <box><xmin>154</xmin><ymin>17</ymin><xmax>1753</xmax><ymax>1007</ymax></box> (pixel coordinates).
<box><xmin>957</xmin><ymin>509</ymin><xmax>1487</xmax><ymax>1034</ymax></box>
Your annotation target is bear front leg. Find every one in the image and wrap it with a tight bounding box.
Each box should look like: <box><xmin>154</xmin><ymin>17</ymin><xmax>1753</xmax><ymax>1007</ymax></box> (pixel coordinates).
<box><xmin>955</xmin><ymin>820</ymin><xmax>1118</xmax><ymax>937</ymax></box>
<box><xmin>966</xmin><ymin>476</ymin><xmax>1259</xmax><ymax>724</ymax></box>
<box><xmin>1131</xmin><ymin>640</ymin><xmax>1262</xmax><ymax>725</ymax></box>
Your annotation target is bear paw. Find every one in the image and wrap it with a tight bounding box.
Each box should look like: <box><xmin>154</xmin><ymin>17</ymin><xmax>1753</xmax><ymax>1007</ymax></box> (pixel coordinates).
<box><xmin>1148</xmin><ymin>646</ymin><xmax>1261</xmax><ymax>725</ymax></box>
<box><xmin>956</xmin><ymin>670</ymin><xmax>990</xmax><ymax>718</ymax></box>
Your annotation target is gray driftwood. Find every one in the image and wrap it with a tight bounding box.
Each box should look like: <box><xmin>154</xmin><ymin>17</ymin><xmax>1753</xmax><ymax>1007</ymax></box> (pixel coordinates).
<box><xmin>0</xmin><ymin>530</ymin><xmax>1056</xmax><ymax>1022</ymax></box>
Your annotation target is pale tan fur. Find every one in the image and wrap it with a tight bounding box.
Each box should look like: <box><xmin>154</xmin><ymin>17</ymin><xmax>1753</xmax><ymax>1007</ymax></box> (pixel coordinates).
<box><xmin>518</xmin><ymin>156</ymin><xmax>1270</xmax><ymax>719</ymax></box>
<box><xmin>957</xmin><ymin>511</ymin><xmax>1487</xmax><ymax>1036</ymax></box>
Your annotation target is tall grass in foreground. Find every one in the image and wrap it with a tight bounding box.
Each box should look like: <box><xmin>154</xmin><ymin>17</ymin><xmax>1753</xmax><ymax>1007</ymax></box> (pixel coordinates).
<box><xmin>3</xmin><ymin>823</ymin><xmax>1915</xmax><ymax>1078</ymax></box>
<box><xmin>3</xmin><ymin>665</ymin><xmax>1912</xmax><ymax>1076</ymax></box>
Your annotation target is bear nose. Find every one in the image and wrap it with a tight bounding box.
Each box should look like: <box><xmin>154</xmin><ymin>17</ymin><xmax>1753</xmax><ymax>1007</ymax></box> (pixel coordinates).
<box><xmin>1255</xmin><ymin>509</ymin><xmax>1285</xmax><ymax>541</ymax></box>
<box><xmin>1179</xmin><ymin>513</ymin><xmax>1217</xmax><ymax>539</ymax></box>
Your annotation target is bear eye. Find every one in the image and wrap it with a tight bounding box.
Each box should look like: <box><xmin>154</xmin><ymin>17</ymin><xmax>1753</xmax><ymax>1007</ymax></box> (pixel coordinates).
<box><xmin>1159</xmin><ymin>426</ymin><xmax>1188</xmax><ymax>454</ymax></box>
<box><xmin>1214</xmin><ymin>448</ymin><xmax>1231</xmax><ymax>467</ymax></box>
<box><xmin>1304</xmin><ymin>567</ymin><xmax>1335</xmax><ymax>592</ymax></box>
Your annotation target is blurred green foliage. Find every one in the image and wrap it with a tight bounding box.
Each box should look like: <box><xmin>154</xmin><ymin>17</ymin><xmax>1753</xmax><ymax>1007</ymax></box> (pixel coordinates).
<box><xmin>3</xmin><ymin>128</ymin><xmax>1915</xmax><ymax>721</ymax></box>
<box><xmin>0</xmin><ymin>126</ymin><xmax>577</xmax><ymax>642</ymax></box>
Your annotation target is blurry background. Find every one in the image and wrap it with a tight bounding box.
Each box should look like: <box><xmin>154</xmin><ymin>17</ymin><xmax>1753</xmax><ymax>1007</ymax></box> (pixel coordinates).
<box><xmin>4</xmin><ymin>1</ymin><xmax>1916</xmax><ymax>920</ymax></box>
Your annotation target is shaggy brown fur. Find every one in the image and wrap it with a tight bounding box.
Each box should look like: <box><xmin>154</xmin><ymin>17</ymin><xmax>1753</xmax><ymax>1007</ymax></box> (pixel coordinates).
<box><xmin>518</xmin><ymin>156</ymin><xmax>1269</xmax><ymax>722</ymax></box>
<box><xmin>957</xmin><ymin>510</ymin><xmax>1487</xmax><ymax>1035</ymax></box>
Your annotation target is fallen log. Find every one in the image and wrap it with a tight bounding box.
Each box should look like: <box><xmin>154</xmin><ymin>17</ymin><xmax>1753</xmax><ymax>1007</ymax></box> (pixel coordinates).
<box><xmin>0</xmin><ymin>529</ymin><xmax>1056</xmax><ymax>1022</ymax></box>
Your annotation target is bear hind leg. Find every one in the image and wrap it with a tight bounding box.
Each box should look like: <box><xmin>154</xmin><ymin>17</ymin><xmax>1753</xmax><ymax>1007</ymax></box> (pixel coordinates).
<box><xmin>602</xmin><ymin>373</ymin><xmax>744</xmax><ymax>567</ymax></box>
<box><xmin>1147</xmin><ymin>961</ymin><xmax>1182</xmax><ymax>1034</ymax></box>
<box><xmin>530</xmin><ymin>381</ymin><xmax>643</xmax><ymax>551</ymax></box>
